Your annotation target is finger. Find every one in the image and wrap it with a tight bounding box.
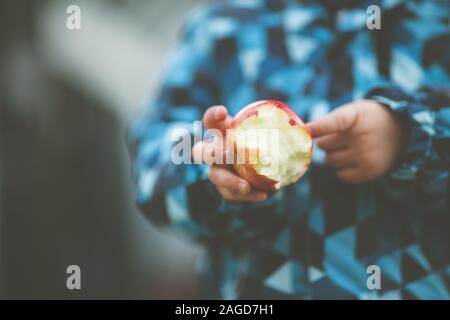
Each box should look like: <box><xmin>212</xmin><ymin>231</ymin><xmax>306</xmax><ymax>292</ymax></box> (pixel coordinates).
<box><xmin>216</xmin><ymin>186</ymin><xmax>239</xmax><ymax>202</ymax></box>
<box><xmin>336</xmin><ymin>166</ymin><xmax>362</xmax><ymax>183</ymax></box>
<box><xmin>240</xmin><ymin>190</ymin><xmax>268</xmax><ymax>202</ymax></box>
<box><xmin>208</xmin><ymin>165</ymin><xmax>252</xmax><ymax>195</ymax></box>
<box><xmin>316</xmin><ymin>133</ymin><xmax>349</xmax><ymax>152</ymax></box>
<box><xmin>217</xmin><ymin>186</ymin><xmax>268</xmax><ymax>202</ymax></box>
<box><xmin>326</xmin><ymin>149</ymin><xmax>355</xmax><ymax>169</ymax></box>
<box><xmin>307</xmin><ymin>104</ymin><xmax>359</xmax><ymax>138</ymax></box>
<box><xmin>203</xmin><ymin>105</ymin><xmax>233</xmax><ymax>132</ymax></box>
<box><xmin>192</xmin><ymin>141</ymin><xmax>232</xmax><ymax>165</ymax></box>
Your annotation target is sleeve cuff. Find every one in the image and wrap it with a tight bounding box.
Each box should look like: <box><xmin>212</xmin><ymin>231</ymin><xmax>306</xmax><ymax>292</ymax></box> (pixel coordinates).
<box><xmin>366</xmin><ymin>87</ymin><xmax>435</xmax><ymax>181</ymax></box>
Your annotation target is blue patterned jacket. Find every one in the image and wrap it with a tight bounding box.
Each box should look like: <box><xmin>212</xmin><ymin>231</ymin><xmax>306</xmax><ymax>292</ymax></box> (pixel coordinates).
<box><xmin>128</xmin><ymin>0</ymin><xmax>450</xmax><ymax>299</ymax></box>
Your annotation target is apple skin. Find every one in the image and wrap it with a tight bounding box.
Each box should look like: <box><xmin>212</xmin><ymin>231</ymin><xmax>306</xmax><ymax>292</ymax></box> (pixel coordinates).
<box><xmin>233</xmin><ymin>100</ymin><xmax>306</xmax><ymax>128</ymax></box>
<box><xmin>231</xmin><ymin>100</ymin><xmax>312</xmax><ymax>192</ymax></box>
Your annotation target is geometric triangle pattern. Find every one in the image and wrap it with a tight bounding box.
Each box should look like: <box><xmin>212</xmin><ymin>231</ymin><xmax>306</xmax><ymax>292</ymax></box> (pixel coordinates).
<box><xmin>401</xmin><ymin>252</ymin><xmax>429</xmax><ymax>284</ymax></box>
<box><xmin>129</xmin><ymin>0</ymin><xmax>450</xmax><ymax>301</ymax></box>
<box><xmin>264</xmin><ymin>261</ymin><xmax>304</xmax><ymax>296</ymax></box>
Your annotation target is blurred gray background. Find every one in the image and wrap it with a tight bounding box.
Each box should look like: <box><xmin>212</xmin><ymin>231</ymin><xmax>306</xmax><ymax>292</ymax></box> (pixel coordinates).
<box><xmin>0</xmin><ymin>0</ymin><xmax>209</xmax><ymax>299</ymax></box>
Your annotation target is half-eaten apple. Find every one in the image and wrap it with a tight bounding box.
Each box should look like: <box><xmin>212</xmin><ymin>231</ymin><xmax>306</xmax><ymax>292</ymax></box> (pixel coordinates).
<box><xmin>231</xmin><ymin>100</ymin><xmax>312</xmax><ymax>191</ymax></box>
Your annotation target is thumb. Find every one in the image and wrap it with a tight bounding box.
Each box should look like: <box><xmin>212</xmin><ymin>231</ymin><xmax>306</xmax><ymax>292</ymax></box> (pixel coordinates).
<box><xmin>307</xmin><ymin>104</ymin><xmax>359</xmax><ymax>138</ymax></box>
<box><xmin>203</xmin><ymin>105</ymin><xmax>233</xmax><ymax>133</ymax></box>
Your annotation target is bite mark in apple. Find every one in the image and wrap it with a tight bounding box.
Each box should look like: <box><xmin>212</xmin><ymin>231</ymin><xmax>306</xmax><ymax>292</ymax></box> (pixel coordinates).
<box><xmin>231</xmin><ymin>100</ymin><xmax>313</xmax><ymax>192</ymax></box>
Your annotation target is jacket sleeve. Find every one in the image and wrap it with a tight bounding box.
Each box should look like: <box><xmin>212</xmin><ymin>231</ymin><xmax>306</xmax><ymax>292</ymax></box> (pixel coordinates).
<box><xmin>361</xmin><ymin>0</ymin><xmax>450</xmax><ymax>266</ymax></box>
<box><xmin>365</xmin><ymin>85</ymin><xmax>450</xmax><ymax>266</ymax></box>
<box><xmin>127</xmin><ymin>8</ymin><xmax>288</xmax><ymax>243</ymax></box>
<box><xmin>367</xmin><ymin>86</ymin><xmax>450</xmax><ymax>182</ymax></box>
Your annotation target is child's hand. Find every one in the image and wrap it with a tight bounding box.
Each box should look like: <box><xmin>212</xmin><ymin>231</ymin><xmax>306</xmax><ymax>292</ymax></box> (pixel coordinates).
<box><xmin>192</xmin><ymin>106</ymin><xmax>268</xmax><ymax>202</ymax></box>
<box><xmin>307</xmin><ymin>100</ymin><xmax>408</xmax><ymax>183</ymax></box>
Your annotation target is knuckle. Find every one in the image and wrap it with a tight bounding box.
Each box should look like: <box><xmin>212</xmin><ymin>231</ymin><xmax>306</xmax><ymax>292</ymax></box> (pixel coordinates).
<box><xmin>337</xmin><ymin>115</ymin><xmax>347</xmax><ymax>132</ymax></box>
<box><xmin>338</xmin><ymin>107</ymin><xmax>358</xmax><ymax>132</ymax></box>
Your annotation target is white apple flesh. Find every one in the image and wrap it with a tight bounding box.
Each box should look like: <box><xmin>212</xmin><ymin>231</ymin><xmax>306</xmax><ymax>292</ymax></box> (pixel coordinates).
<box><xmin>231</xmin><ymin>100</ymin><xmax>312</xmax><ymax>191</ymax></box>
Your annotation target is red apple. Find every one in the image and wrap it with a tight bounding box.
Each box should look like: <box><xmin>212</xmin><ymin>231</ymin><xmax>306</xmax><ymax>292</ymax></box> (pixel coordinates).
<box><xmin>230</xmin><ymin>100</ymin><xmax>312</xmax><ymax>191</ymax></box>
